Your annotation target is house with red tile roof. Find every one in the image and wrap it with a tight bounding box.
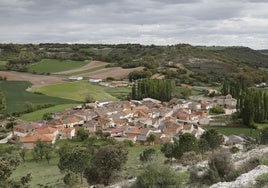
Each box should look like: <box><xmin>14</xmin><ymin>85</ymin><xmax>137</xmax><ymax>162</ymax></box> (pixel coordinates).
<box><xmin>36</xmin><ymin>126</ymin><xmax>59</xmax><ymax>138</ymax></box>
<box><xmin>13</xmin><ymin>122</ymin><xmax>39</xmax><ymax>137</ymax></box>
<box><xmin>21</xmin><ymin>135</ymin><xmax>55</xmax><ymax>149</ymax></box>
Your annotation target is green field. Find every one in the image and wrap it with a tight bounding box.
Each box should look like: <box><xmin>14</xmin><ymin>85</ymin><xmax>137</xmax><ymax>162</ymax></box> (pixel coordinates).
<box><xmin>203</xmin><ymin>125</ymin><xmax>261</xmax><ymax>139</ymax></box>
<box><xmin>27</xmin><ymin>59</ymin><xmax>88</xmax><ymax>73</ymax></box>
<box><xmin>0</xmin><ymin>81</ymin><xmax>77</xmax><ymax>113</ymax></box>
<box><xmin>105</xmin><ymin>87</ymin><xmax>131</xmax><ymax>99</ymax></box>
<box><xmin>21</xmin><ymin>103</ymin><xmax>78</xmax><ymax>121</ymax></box>
<box><xmin>32</xmin><ymin>81</ymin><xmax>118</xmax><ymax>102</ymax></box>
<box><xmin>9</xmin><ymin>142</ymin><xmax>167</xmax><ymax>187</ymax></box>
<box><xmin>0</xmin><ymin>60</ymin><xmax>7</xmax><ymax>69</ymax></box>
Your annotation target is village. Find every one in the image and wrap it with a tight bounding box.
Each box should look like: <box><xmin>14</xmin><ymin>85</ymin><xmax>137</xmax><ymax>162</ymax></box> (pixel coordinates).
<box><xmin>12</xmin><ymin>94</ymin><xmax>238</xmax><ymax>149</ymax></box>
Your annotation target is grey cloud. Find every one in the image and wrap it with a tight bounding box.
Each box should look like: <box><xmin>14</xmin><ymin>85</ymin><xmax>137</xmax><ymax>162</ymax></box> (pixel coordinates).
<box><xmin>0</xmin><ymin>0</ymin><xmax>267</xmax><ymax>49</ymax></box>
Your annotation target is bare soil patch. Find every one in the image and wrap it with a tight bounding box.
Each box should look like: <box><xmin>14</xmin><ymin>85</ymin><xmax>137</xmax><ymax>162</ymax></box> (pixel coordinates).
<box><xmin>54</xmin><ymin>61</ymin><xmax>108</xmax><ymax>74</ymax></box>
<box><xmin>0</xmin><ymin>71</ymin><xmax>65</xmax><ymax>87</ymax></box>
<box><xmin>82</xmin><ymin>67</ymin><xmax>144</xmax><ymax>79</ymax></box>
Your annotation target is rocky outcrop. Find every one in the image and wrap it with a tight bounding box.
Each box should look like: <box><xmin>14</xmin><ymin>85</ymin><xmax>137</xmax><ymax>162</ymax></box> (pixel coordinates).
<box><xmin>210</xmin><ymin>165</ymin><xmax>268</xmax><ymax>188</ymax></box>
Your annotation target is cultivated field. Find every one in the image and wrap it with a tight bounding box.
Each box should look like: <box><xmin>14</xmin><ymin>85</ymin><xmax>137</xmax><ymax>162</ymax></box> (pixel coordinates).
<box><xmin>55</xmin><ymin>60</ymin><xmax>108</xmax><ymax>75</ymax></box>
<box><xmin>28</xmin><ymin>59</ymin><xmax>88</xmax><ymax>73</ymax></box>
<box><xmin>0</xmin><ymin>71</ymin><xmax>65</xmax><ymax>87</ymax></box>
<box><xmin>32</xmin><ymin>81</ymin><xmax>118</xmax><ymax>102</ymax></box>
<box><xmin>21</xmin><ymin>103</ymin><xmax>78</xmax><ymax>121</ymax></box>
<box><xmin>0</xmin><ymin>81</ymin><xmax>76</xmax><ymax>113</ymax></box>
<box><xmin>82</xmin><ymin>66</ymin><xmax>144</xmax><ymax>79</ymax></box>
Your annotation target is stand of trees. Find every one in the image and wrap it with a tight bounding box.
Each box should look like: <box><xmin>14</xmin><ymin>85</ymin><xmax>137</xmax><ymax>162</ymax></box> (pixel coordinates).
<box><xmin>161</xmin><ymin>130</ymin><xmax>224</xmax><ymax>162</ymax></box>
<box><xmin>239</xmin><ymin>89</ymin><xmax>268</xmax><ymax>127</ymax></box>
<box><xmin>0</xmin><ymin>91</ymin><xmax>6</xmax><ymax>111</ymax></box>
<box><xmin>58</xmin><ymin>143</ymin><xmax>128</xmax><ymax>186</ymax></box>
<box><xmin>131</xmin><ymin>79</ymin><xmax>175</xmax><ymax>101</ymax></box>
<box><xmin>0</xmin><ymin>156</ymin><xmax>32</xmax><ymax>187</ymax></box>
<box><xmin>221</xmin><ymin>79</ymin><xmax>247</xmax><ymax>99</ymax></box>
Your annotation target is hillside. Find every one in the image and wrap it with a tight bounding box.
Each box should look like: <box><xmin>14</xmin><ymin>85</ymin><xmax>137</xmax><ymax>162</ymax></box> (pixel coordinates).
<box><xmin>0</xmin><ymin>43</ymin><xmax>268</xmax><ymax>85</ymax></box>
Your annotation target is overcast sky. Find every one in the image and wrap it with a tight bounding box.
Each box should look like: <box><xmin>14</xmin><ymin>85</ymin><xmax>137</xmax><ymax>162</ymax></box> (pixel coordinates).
<box><xmin>0</xmin><ymin>0</ymin><xmax>267</xmax><ymax>49</ymax></box>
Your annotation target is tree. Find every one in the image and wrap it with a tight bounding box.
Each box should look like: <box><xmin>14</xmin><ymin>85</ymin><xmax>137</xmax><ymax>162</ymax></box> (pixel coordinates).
<box><xmin>0</xmin><ymin>91</ymin><xmax>6</xmax><ymax>111</ymax></box>
<box><xmin>58</xmin><ymin>149</ymin><xmax>91</xmax><ymax>184</ymax></box>
<box><xmin>173</xmin><ymin>133</ymin><xmax>198</xmax><ymax>159</ymax></box>
<box><xmin>134</xmin><ymin>164</ymin><xmax>182</xmax><ymax>188</ymax></box>
<box><xmin>63</xmin><ymin>172</ymin><xmax>79</xmax><ymax>188</ymax></box>
<box><xmin>19</xmin><ymin>147</ymin><xmax>27</xmax><ymax>162</ymax></box>
<box><xmin>76</xmin><ymin>128</ymin><xmax>89</xmax><ymax>141</ymax></box>
<box><xmin>201</xmin><ymin>129</ymin><xmax>224</xmax><ymax>151</ymax></box>
<box><xmin>131</xmin><ymin>79</ymin><xmax>175</xmax><ymax>102</ymax></box>
<box><xmin>140</xmin><ymin>148</ymin><xmax>156</xmax><ymax>164</ymax></box>
<box><xmin>85</xmin><ymin>144</ymin><xmax>128</xmax><ymax>186</ymax></box>
<box><xmin>210</xmin><ymin>105</ymin><xmax>225</xmax><ymax>114</ymax></box>
<box><xmin>260</xmin><ymin>127</ymin><xmax>268</xmax><ymax>145</ymax></box>
<box><xmin>33</xmin><ymin>140</ymin><xmax>53</xmax><ymax>161</ymax></box>
<box><xmin>84</xmin><ymin>95</ymin><xmax>94</xmax><ymax>103</ymax></box>
<box><xmin>43</xmin><ymin>113</ymin><xmax>53</xmax><ymax>121</ymax></box>
<box><xmin>198</xmin><ymin>138</ymin><xmax>210</xmax><ymax>160</ymax></box>
<box><xmin>146</xmin><ymin>134</ymin><xmax>156</xmax><ymax>145</ymax></box>
<box><xmin>24</xmin><ymin>101</ymin><xmax>35</xmax><ymax>113</ymax></box>
<box><xmin>0</xmin><ymin>156</ymin><xmax>32</xmax><ymax>187</ymax></box>
<box><xmin>161</xmin><ymin>142</ymin><xmax>174</xmax><ymax>164</ymax></box>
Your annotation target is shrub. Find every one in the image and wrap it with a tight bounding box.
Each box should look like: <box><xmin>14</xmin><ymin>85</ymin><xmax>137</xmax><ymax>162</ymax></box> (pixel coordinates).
<box><xmin>63</xmin><ymin>172</ymin><xmax>79</xmax><ymax>188</ymax></box>
<box><xmin>260</xmin><ymin>155</ymin><xmax>268</xmax><ymax>166</ymax></box>
<box><xmin>255</xmin><ymin>173</ymin><xmax>268</xmax><ymax>187</ymax></box>
<box><xmin>229</xmin><ymin>146</ymin><xmax>240</xmax><ymax>154</ymax></box>
<box><xmin>237</xmin><ymin>157</ymin><xmax>260</xmax><ymax>175</ymax></box>
<box><xmin>123</xmin><ymin>139</ymin><xmax>135</xmax><ymax>147</ymax></box>
<box><xmin>133</xmin><ymin>164</ymin><xmax>182</xmax><ymax>188</ymax></box>
<box><xmin>195</xmin><ymin>149</ymin><xmax>234</xmax><ymax>185</ymax></box>
<box><xmin>180</xmin><ymin>151</ymin><xmax>201</xmax><ymax>166</ymax></box>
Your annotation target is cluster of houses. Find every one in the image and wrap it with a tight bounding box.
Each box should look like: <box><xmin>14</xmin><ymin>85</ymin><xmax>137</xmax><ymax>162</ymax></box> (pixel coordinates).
<box><xmin>13</xmin><ymin>95</ymin><xmax>237</xmax><ymax>148</ymax></box>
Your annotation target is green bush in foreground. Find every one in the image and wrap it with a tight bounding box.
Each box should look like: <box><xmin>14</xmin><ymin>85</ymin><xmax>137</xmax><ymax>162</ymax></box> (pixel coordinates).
<box><xmin>133</xmin><ymin>164</ymin><xmax>182</xmax><ymax>188</ymax></box>
<box><xmin>255</xmin><ymin>173</ymin><xmax>268</xmax><ymax>188</ymax></box>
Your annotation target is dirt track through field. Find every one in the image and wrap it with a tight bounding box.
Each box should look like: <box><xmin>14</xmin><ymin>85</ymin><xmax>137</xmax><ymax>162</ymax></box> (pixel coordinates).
<box><xmin>0</xmin><ymin>71</ymin><xmax>66</xmax><ymax>87</ymax></box>
<box><xmin>54</xmin><ymin>61</ymin><xmax>108</xmax><ymax>75</ymax></box>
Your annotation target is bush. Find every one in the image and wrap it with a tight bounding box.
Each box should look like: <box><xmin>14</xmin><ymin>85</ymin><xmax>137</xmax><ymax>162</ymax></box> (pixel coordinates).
<box><xmin>260</xmin><ymin>155</ymin><xmax>268</xmax><ymax>166</ymax></box>
<box><xmin>237</xmin><ymin>157</ymin><xmax>260</xmax><ymax>175</ymax></box>
<box><xmin>63</xmin><ymin>172</ymin><xmax>79</xmax><ymax>188</ymax></box>
<box><xmin>255</xmin><ymin>173</ymin><xmax>268</xmax><ymax>187</ymax></box>
<box><xmin>123</xmin><ymin>139</ymin><xmax>135</xmax><ymax>147</ymax></box>
<box><xmin>180</xmin><ymin>151</ymin><xmax>201</xmax><ymax>166</ymax></box>
<box><xmin>195</xmin><ymin>149</ymin><xmax>234</xmax><ymax>185</ymax></box>
<box><xmin>133</xmin><ymin>164</ymin><xmax>182</xmax><ymax>188</ymax></box>
<box><xmin>229</xmin><ymin>146</ymin><xmax>240</xmax><ymax>154</ymax></box>
<box><xmin>210</xmin><ymin>105</ymin><xmax>225</xmax><ymax>114</ymax></box>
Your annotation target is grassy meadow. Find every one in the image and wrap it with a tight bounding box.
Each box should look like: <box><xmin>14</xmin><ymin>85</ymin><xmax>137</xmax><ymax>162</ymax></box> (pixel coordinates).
<box><xmin>8</xmin><ymin>141</ymin><xmax>167</xmax><ymax>187</ymax></box>
<box><xmin>0</xmin><ymin>81</ymin><xmax>77</xmax><ymax>113</ymax></box>
<box><xmin>203</xmin><ymin>125</ymin><xmax>261</xmax><ymax>139</ymax></box>
<box><xmin>105</xmin><ymin>86</ymin><xmax>131</xmax><ymax>99</ymax></box>
<box><xmin>27</xmin><ymin>59</ymin><xmax>88</xmax><ymax>73</ymax></box>
<box><xmin>32</xmin><ymin>81</ymin><xmax>118</xmax><ymax>102</ymax></box>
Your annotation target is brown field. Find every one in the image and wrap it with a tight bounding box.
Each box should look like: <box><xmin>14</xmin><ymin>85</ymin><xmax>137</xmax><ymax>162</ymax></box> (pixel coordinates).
<box><xmin>82</xmin><ymin>67</ymin><xmax>144</xmax><ymax>79</ymax></box>
<box><xmin>0</xmin><ymin>71</ymin><xmax>66</xmax><ymax>87</ymax></box>
<box><xmin>54</xmin><ymin>61</ymin><xmax>108</xmax><ymax>74</ymax></box>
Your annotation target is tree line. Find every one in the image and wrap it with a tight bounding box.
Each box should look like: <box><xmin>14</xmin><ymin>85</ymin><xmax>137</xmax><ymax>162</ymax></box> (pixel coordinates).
<box><xmin>239</xmin><ymin>89</ymin><xmax>268</xmax><ymax>127</ymax></box>
<box><xmin>131</xmin><ymin>78</ymin><xmax>175</xmax><ymax>101</ymax></box>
